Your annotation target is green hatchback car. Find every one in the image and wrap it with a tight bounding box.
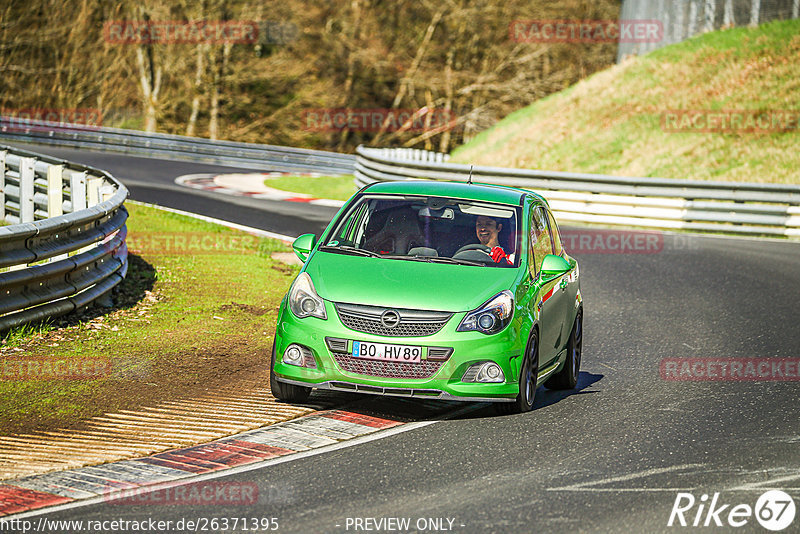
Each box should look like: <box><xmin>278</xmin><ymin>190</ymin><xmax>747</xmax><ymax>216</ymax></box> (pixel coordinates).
<box><xmin>270</xmin><ymin>180</ymin><xmax>583</xmax><ymax>413</ymax></box>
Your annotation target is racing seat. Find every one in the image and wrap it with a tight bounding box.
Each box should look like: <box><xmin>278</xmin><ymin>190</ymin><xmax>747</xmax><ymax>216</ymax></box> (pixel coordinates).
<box><xmin>364</xmin><ymin>209</ymin><xmax>425</xmax><ymax>255</ymax></box>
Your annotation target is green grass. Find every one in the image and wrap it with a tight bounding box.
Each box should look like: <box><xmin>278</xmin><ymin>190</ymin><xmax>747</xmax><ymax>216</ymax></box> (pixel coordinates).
<box><xmin>0</xmin><ymin>203</ymin><xmax>299</xmax><ymax>435</ymax></box>
<box><xmin>265</xmin><ymin>174</ymin><xmax>357</xmax><ymax>201</ymax></box>
<box><xmin>452</xmin><ymin>19</ymin><xmax>800</xmax><ymax>184</ymax></box>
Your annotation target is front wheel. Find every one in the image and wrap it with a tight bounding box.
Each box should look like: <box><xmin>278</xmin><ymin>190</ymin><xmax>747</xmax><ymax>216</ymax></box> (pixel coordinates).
<box><xmin>495</xmin><ymin>331</ymin><xmax>538</xmax><ymax>415</ymax></box>
<box><xmin>269</xmin><ymin>341</ymin><xmax>311</xmax><ymax>402</ymax></box>
<box><xmin>546</xmin><ymin>310</ymin><xmax>582</xmax><ymax>390</ymax></box>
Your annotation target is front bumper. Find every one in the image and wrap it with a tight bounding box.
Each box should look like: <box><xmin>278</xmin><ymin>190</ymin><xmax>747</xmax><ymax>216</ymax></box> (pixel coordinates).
<box><xmin>273</xmin><ymin>299</ymin><xmax>524</xmax><ymax>402</ymax></box>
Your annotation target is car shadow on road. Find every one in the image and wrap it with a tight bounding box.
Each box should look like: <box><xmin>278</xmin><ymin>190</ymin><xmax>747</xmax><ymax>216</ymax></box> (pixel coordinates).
<box><xmin>445</xmin><ymin>371</ymin><xmax>604</xmax><ymax>420</ymax></box>
<box><xmin>534</xmin><ymin>371</ymin><xmax>604</xmax><ymax>410</ymax></box>
<box><xmin>295</xmin><ymin>372</ymin><xmax>604</xmax><ymax>423</ymax></box>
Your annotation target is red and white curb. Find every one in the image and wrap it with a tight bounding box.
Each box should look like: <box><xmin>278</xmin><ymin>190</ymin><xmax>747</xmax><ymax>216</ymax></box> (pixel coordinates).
<box><xmin>0</xmin><ymin>410</ymin><xmax>402</xmax><ymax>517</ymax></box>
<box><xmin>175</xmin><ymin>173</ymin><xmax>346</xmax><ymax>208</ymax></box>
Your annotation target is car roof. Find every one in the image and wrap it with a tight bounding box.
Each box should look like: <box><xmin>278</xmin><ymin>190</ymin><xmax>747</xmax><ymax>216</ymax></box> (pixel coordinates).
<box><xmin>362</xmin><ymin>180</ymin><xmax>547</xmax><ymax>206</ymax></box>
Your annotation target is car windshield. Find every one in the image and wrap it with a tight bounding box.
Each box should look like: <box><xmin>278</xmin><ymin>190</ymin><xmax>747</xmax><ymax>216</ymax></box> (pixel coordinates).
<box><xmin>322</xmin><ymin>195</ymin><xmax>520</xmax><ymax>267</ymax></box>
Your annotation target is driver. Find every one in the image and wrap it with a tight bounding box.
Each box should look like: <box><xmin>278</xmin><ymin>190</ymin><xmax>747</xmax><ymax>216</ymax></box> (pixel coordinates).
<box><xmin>475</xmin><ymin>215</ymin><xmax>512</xmax><ymax>265</ymax></box>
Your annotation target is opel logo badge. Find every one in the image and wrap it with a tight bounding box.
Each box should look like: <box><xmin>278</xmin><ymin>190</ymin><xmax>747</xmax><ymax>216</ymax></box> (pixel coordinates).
<box><xmin>381</xmin><ymin>310</ymin><xmax>400</xmax><ymax>328</ymax></box>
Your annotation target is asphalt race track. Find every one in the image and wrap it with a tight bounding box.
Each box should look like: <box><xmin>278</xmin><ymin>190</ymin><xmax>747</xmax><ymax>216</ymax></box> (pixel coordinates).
<box><xmin>6</xmin><ymin>142</ymin><xmax>800</xmax><ymax>533</ymax></box>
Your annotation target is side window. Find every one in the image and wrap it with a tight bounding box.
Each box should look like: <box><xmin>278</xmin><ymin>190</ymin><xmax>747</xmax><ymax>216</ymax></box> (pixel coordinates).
<box><xmin>529</xmin><ymin>206</ymin><xmax>552</xmax><ymax>276</ymax></box>
<box><xmin>545</xmin><ymin>209</ymin><xmax>563</xmax><ymax>256</ymax></box>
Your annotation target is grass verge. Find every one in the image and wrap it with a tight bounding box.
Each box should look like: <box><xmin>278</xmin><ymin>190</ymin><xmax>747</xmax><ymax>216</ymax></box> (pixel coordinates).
<box><xmin>0</xmin><ymin>202</ymin><xmax>299</xmax><ymax>436</ymax></box>
<box><xmin>264</xmin><ymin>174</ymin><xmax>356</xmax><ymax>201</ymax></box>
<box><xmin>452</xmin><ymin>19</ymin><xmax>800</xmax><ymax>184</ymax></box>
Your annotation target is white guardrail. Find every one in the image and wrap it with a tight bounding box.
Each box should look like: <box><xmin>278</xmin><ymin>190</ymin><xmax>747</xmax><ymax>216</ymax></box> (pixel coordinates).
<box><xmin>0</xmin><ymin>144</ymin><xmax>128</xmax><ymax>332</ymax></box>
<box><xmin>355</xmin><ymin>147</ymin><xmax>800</xmax><ymax>237</ymax></box>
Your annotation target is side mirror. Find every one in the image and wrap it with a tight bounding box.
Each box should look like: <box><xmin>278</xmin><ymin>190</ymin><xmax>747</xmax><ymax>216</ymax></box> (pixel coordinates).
<box><xmin>292</xmin><ymin>233</ymin><xmax>316</xmax><ymax>263</ymax></box>
<box><xmin>540</xmin><ymin>254</ymin><xmax>571</xmax><ymax>281</ymax></box>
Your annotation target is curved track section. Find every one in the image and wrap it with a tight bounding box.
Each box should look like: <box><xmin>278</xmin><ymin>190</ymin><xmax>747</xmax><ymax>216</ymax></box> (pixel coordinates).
<box><xmin>4</xmin><ymin>142</ymin><xmax>799</xmax><ymax>532</ymax></box>
<box><xmin>2</xmin><ymin>142</ymin><xmax>340</xmax><ymax>238</ymax></box>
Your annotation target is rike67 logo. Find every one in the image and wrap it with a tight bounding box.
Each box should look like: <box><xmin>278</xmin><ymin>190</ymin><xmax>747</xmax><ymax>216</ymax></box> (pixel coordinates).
<box><xmin>669</xmin><ymin>490</ymin><xmax>796</xmax><ymax>531</ymax></box>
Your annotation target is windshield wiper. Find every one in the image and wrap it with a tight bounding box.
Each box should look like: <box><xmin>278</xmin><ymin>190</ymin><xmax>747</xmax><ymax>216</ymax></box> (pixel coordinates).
<box><xmin>383</xmin><ymin>254</ymin><xmax>487</xmax><ymax>266</ymax></box>
<box><xmin>381</xmin><ymin>255</ymin><xmax>432</xmax><ymax>262</ymax></box>
<box><xmin>425</xmin><ymin>256</ymin><xmax>486</xmax><ymax>267</ymax></box>
<box><xmin>319</xmin><ymin>245</ymin><xmax>381</xmax><ymax>258</ymax></box>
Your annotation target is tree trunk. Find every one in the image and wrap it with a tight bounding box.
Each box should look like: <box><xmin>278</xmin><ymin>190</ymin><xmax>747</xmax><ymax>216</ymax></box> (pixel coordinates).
<box><xmin>438</xmin><ymin>51</ymin><xmax>454</xmax><ymax>154</ymax></box>
<box><xmin>337</xmin><ymin>0</ymin><xmax>364</xmax><ymax>151</ymax></box>
<box><xmin>135</xmin><ymin>47</ymin><xmax>161</xmax><ymax>133</ymax></box>
<box><xmin>209</xmin><ymin>43</ymin><xmax>230</xmax><ymax>140</ymax></box>
<box><xmin>186</xmin><ymin>44</ymin><xmax>205</xmax><ymax>137</ymax></box>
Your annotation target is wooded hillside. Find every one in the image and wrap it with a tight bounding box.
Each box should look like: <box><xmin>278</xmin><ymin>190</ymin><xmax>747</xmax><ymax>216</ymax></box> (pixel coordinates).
<box><xmin>0</xmin><ymin>0</ymin><xmax>620</xmax><ymax>152</ymax></box>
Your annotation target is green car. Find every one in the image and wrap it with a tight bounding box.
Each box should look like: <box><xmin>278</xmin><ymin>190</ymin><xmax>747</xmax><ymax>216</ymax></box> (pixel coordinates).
<box><xmin>270</xmin><ymin>180</ymin><xmax>583</xmax><ymax>414</ymax></box>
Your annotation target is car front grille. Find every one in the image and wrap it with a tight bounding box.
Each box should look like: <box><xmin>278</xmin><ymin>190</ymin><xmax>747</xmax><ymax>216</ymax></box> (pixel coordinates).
<box><xmin>334</xmin><ymin>302</ymin><xmax>452</xmax><ymax>337</ymax></box>
<box><xmin>332</xmin><ymin>353</ymin><xmax>443</xmax><ymax>379</ymax></box>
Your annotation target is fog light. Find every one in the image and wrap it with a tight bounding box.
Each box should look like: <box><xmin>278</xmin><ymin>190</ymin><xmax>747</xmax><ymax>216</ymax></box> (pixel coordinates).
<box><xmin>284</xmin><ymin>344</ymin><xmax>304</xmax><ymax>366</ymax></box>
<box><xmin>476</xmin><ymin>362</ymin><xmax>504</xmax><ymax>383</ymax></box>
<box><xmin>462</xmin><ymin>361</ymin><xmax>505</xmax><ymax>383</ymax></box>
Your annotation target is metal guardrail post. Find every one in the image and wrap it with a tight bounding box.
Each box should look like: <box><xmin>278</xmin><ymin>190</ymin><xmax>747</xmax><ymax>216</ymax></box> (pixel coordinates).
<box><xmin>87</xmin><ymin>177</ymin><xmax>103</xmax><ymax>207</ymax></box>
<box><xmin>47</xmin><ymin>165</ymin><xmax>64</xmax><ymax>218</ymax></box>
<box><xmin>19</xmin><ymin>157</ymin><xmax>35</xmax><ymax>223</ymax></box>
<box><xmin>71</xmin><ymin>170</ymin><xmax>87</xmax><ymax>212</ymax></box>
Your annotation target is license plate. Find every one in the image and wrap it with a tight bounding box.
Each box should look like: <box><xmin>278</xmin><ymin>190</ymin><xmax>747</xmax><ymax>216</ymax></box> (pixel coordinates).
<box><xmin>352</xmin><ymin>341</ymin><xmax>422</xmax><ymax>363</ymax></box>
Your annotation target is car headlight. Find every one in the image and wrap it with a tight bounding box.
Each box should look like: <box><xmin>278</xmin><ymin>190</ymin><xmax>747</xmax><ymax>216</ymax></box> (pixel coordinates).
<box><xmin>457</xmin><ymin>290</ymin><xmax>514</xmax><ymax>335</ymax></box>
<box><xmin>288</xmin><ymin>272</ymin><xmax>327</xmax><ymax>320</ymax></box>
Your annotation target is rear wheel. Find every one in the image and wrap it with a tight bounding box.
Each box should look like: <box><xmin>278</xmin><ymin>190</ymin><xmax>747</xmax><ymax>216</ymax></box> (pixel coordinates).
<box><xmin>495</xmin><ymin>330</ymin><xmax>538</xmax><ymax>415</ymax></box>
<box><xmin>269</xmin><ymin>341</ymin><xmax>311</xmax><ymax>402</ymax></box>
<box><xmin>546</xmin><ymin>310</ymin><xmax>582</xmax><ymax>390</ymax></box>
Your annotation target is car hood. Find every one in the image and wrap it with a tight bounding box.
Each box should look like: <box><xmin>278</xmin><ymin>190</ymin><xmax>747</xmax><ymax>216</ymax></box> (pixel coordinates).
<box><xmin>305</xmin><ymin>251</ymin><xmax>521</xmax><ymax>312</ymax></box>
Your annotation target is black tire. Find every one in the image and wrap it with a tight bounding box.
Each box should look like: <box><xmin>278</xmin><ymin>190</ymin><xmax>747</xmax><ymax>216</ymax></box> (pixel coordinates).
<box><xmin>546</xmin><ymin>309</ymin><xmax>582</xmax><ymax>390</ymax></box>
<box><xmin>269</xmin><ymin>342</ymin><xmax>312</xmax><ymax>403</ymax></box>
<box><xmin>495</xmin><ymin>330</ymin><xmax>539</xmax><ymax>415</ymax></box>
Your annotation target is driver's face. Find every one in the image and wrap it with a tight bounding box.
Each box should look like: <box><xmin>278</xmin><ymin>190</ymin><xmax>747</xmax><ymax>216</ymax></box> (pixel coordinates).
<box><xmin>476</xmin><ymin>216</ymin><xmax>501</xmax><ymax>247</ymax></box>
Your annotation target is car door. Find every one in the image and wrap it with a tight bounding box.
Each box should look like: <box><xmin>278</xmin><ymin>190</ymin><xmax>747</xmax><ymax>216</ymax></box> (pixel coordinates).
<box><xmin>530</xmin><ymin>205</ymin><xmax>561</xmax><ymax>367</ymax></box>
<box><xmin>542</xmin><ymin>207</ymin><xmax>572</xmax><ymax>357</ymax></box>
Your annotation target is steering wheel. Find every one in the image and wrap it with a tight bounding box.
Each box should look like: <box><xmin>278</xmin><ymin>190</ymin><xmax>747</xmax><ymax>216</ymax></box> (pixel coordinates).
<box><xmin>453</xmin><ymin>243</ymin><xmax>492</xmax><ymax>256</ymax></box>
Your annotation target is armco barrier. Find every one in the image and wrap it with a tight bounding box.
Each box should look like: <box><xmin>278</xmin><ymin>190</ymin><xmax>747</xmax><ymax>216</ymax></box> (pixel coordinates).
<box><xmin>0</xmin><ymin>144</ymin><xmax>128</xmax><ymax>332</ymax></box>
<box><xmin>0</xmin><ymin>116</ymin><xmax>355</xmax><ymax>175</ymax></box>
<box><xmin>355</xmin><ymin>146</ymin><xmax>800</xmax><ymax>237</ymax></box>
